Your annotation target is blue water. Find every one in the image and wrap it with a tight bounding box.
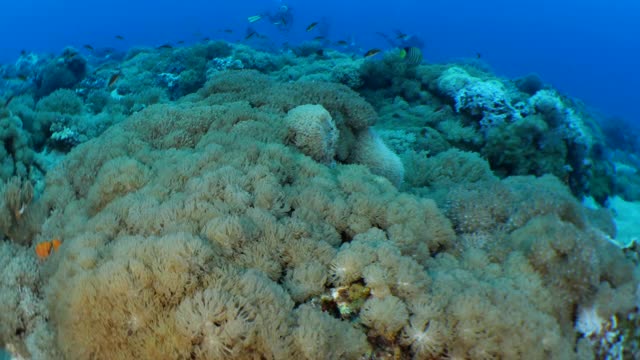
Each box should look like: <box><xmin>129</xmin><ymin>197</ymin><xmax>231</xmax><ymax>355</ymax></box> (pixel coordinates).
<box><xmin>1</xmin><ymin>0</ymin><xmax>639</xmax><ymax>126</ymax></box>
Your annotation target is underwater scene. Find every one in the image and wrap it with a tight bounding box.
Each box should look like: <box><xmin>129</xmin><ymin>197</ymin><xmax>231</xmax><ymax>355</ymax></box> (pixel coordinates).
<box><xmin>1</xmin><ymin>0</ymin><xmax>640</xmax><ymax>359</ymax></box>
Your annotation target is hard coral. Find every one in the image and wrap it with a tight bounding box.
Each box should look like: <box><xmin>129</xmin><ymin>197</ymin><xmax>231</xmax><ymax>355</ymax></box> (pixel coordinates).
<box><xmin>35</xmin><ymin>48</ymin><xmax>87</xmax><ymax>98</ymax></box>
<box><xmin>286</xmin><ymin>104</ymin><xmax>339</xmax><ymax>165</ymax></box>
<box><xmin>436</xmin><ymin>66</ymin><xmax>520</xmax><ymax>130</ymax></box>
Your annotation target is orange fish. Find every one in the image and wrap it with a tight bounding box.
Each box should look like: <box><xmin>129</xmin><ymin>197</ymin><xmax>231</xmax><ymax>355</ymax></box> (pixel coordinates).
<box><xmin>35</xmin><ymin>238</ymin><xmax>62</xmax><ymax>260</ymax></box>
<box><xmin>52</xmin><ymin>238</ymin><xmax>62</xmax><ymax>252</ymax></box>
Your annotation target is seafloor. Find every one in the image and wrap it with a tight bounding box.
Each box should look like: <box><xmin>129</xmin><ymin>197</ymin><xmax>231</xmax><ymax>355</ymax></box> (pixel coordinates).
<box><xmin>1</xmin><ymin>40</ymin><xmax>640</xmax><ymax>359</ymax></box>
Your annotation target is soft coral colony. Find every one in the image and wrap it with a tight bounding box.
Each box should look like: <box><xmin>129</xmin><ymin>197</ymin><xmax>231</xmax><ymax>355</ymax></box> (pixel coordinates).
<box><xmin>0</xmin><ymin>40</ymin><xmax>639</xmax><ymax>360</ymax></box>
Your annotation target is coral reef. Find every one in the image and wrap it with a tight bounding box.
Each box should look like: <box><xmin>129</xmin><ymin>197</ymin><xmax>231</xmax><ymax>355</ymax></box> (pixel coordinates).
<box><xmin>436</xmin><ymin>66</ymin><xmax>522</xmax><ymax>130</ymax></box>
<box><xmin>347</xmin><ymin>129</ymin><xmax>405</xmax><ymax>187</ymax></box>
<box><xmin>0</xmin><ymin>40</ymin><xmax>638</xmax><ymax>360</ymax></box>
<box><xmin>34</xmin><ymin>48</ymin><xmax>87</xmax><ymax>99</ymax></box>
<box><xmin>285</xmin><ymin>104</ymin><xmax>338</xmax><ymax>165</ymax></box>
<box><xmin>16</xmin><ymin>85</ymin><xmax>450</xmax><ymax>358</ymax></box>
<box><xmin>356</xmin><ymin>59</ymin><xmax>615</xmax><ymax>202</ymax></box>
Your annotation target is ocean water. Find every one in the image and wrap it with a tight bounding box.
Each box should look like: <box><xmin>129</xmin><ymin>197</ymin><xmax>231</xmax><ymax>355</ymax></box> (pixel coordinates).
<box><xmin>1</xmin><ymin>0</ymin><xmax>640</xmax><ymax>359</ymax></box>
<box><xmin>2</xmin><ymin>0</ymin><xmax>639</xmax><ymax>125</ymax></box>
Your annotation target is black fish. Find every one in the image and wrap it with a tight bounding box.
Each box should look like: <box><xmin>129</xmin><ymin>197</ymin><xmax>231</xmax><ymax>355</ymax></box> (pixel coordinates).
<box><xmin>115</xmin><ymin>35</ymin><xmax>125</xmax><ymax>40</ymax></box>
<box><xmin>108</xmin><ymin>72</ymin><xmax>121</xmax><ymax>87</ymax></box>
<box><xmin>157</xmin><ymin>44</ymin><xmax>173</xmax><ymax>50</ymax></box>
<box><xmin>396</xmin><ymin>32</ymin><xmax>409</xmax><ymax>40</ymax></box>
<box><xmin>306</xmin><ymin>22</ymin><xmax>319</xmax><ymax>32</ymax></box>
<box><xmin>83</xmin><ymin>44</ymin><xmax>94</xmax><ymax>51</ymax></box>
<box><xmin>364</xmin><ymin>48</ymin><xmax>381</xmax><ymax>58</ymax></box>
<box><xmin>4</xmin><ymin>94</ymin><xmax>15</xmax><ymax>107</ymax></box>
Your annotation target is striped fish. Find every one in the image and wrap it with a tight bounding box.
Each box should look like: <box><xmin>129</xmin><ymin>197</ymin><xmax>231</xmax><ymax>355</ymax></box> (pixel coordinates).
<box><xmin>400</xmin><ymin>46</ymin><xmax>423</xmax><ymax>65</ymax></box>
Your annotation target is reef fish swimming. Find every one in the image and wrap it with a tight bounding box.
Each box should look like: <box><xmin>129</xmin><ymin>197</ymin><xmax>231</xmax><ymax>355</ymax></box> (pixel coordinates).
<box><xmin>399</xmin><ymin>46</ymin><xmax>423</xmax><ymax>65</ymax></box>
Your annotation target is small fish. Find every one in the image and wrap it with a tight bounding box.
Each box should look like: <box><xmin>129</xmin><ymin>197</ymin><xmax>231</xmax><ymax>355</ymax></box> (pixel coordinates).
<box><xmin>35</xmin><ymin>241</ymin><xmax>52</xmax><ymax>260</ymax></box>
<box><xmin>306</xmin><ymin>22</ymin><xmax>319</xmax><ymax>32</ymax></box>
<box><xmin>396</xmin><ymin>32</ymin><xmax>409</xmax><ymax>40</ymax></box>
<box><xmin>202</xmin><ymin>37</ymin><xmax>211</xmax><ymax>42</ymax></box>
<box><xmin>108</xmin><ymin>72</ymin><xmax>121</xmax><ymax>87</ymax></box>
<box><xmin>313</xmin><ymin>36</ymin><xmax>325</xmax><ymax>41</ymax></box>
<box><xmin>399</xmin><ymin>46</ymin><xmax>423</xmax><ymax>65</ymax></box>
<box><xmin>83</xmin><ymin>44</ymin><xmax>94</xmax><ymax>51</ymax></box>
<box><xmin>245</xmin><ymin>31</ymin><xmax>257</xmax><ymax>40</ymax></box>
<box><xmin>336</xmin><ymin>40</ymin><xmax>348</xmax><ymax>46</ymax></box>
<box><xmin>364</xmin><ymin>48</ymin><xmax>382</xmax><ymax>58</ymax></box>
<box><xmin>476</xmin><ymin>52</ymin><xmax>482</xmax><ymax>59</ymax></box>
<box><xmin>35</xmin><ymin>238</ymin><xmax>62</xmax><ymax>260</ymax></box>
<box><xmin>177</xmin><ymin>40</ymin><xmax>185</xmax><ymax>45</ymax></box>
<box><xmin>115</xmin><ymin>35</ymin><xmax>125</xmax><ymax>40</ymax></box>
<box><xmin>156</xmin><ymin>44</ymin><xmax>173</xmax><ymax>50</ymax></box>
<box><xmin>316</xmin><ymin>49</ymin><xmax>325</xmax><ymax>57</ymax></box>
<box><xmin>16</xmin><ymin>74</ymin><xmax>27</xmax><ymax>81</ymax></box>
<box><xmin>63</xmin><ymin>50</ymin><xmax>78</xmax><ymax>59</ymax></box>
<box><xmin>4</xmin><ymin>94</ymin><xmax>15</xmax><ymax>107</ymax></box>
<box><xmin>248</xmin><ymin>15</ymin><xmax>262</xmax><ymax>23</ymax></box>
<box><xmin>223</xmin><ymin>29</ymin><xmax>233</xmax><ymax>33</ymax></box>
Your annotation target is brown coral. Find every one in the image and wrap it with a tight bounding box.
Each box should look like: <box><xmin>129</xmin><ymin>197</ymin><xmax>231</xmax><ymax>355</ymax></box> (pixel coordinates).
<box><xmin>0</xmin><ymin>63</ymin><xmax>635</xmax><ymax>360</ymax></box>
<box><xmin>285</xmin><ymin>104</ymin><xmax>339</xmax><ymax>164</ymax></box>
